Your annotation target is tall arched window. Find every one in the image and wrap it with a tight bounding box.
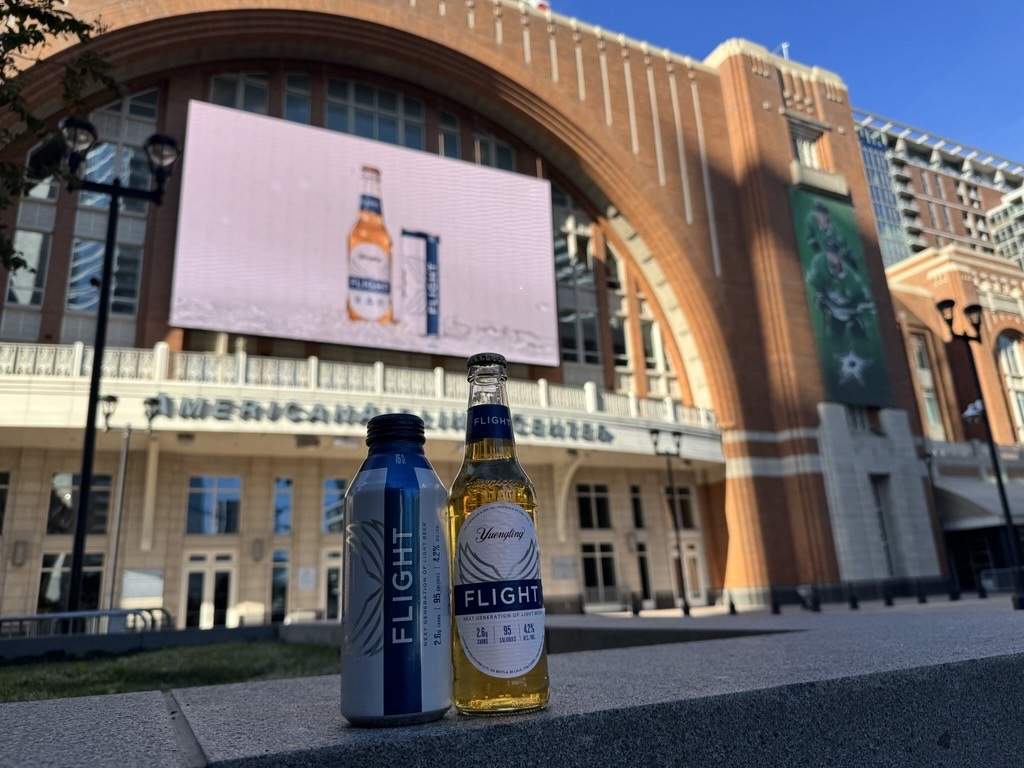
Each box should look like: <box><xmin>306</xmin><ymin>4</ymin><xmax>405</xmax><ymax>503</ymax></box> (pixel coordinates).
<box><xmin>997</xmin><ymin>332</ymin><xmax>1024</xmax><ymax>442</ymax></box>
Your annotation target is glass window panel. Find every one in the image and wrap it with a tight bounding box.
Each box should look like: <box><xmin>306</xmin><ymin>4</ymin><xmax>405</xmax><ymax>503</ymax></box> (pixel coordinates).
<box><xmin>271</xmin><ymin>563</ymin><xmax>288</xmax><ymax>623</ymax></box>
<box><xmin>128</xmin><ymin>90</ymin><xmax>159</xmax><ymax>118</ymax></box>
<box><xmin>326</xmin><ymin>568</ymin><xmax>341</xmax><ymax>620</ymax></box>
<box><xmin>580</xmin><ymin>312</ymin><xmax>600</xmax><ymax>365</ymax></box>
<box><xmin>495</xmin><ymin>143</ymin><xmax>515</xmax><ymax>171</ymax></box>
<box><xmin>600</xmin><ymin>553</ymin><xmax>616</xmax><ymax>587</ymax></box>
<box><xmin>37</xmin><ymin>568</ymin><xmax>67</xmax><ymax>613</ymax></box>
<box><xmin>213</xmin><ymin>571</ymin><xmax>230</xmax><ymax>626</ymax></box>
<box><xmin>403</xmin><ymin>123</ymin><xmax>424</xmax><ymax>150</ymax></box>
<box><xmin>641</xmin><ymin>320</ymin><xmax>657</xmax><ymax>370</ymax></box>
<box><xmin>594</xmin><ymin>494</ymin><xmax>610</xmax><ymax>528</ymax></box>
<box><xmin>403</xmin><ymin>97</ymin><xmax>423</xmax><ymax>118</ymax></box>
<box><xmin>559</xmin><ymin>310</ymin><xmax>579</xmax><ymax>362</ymax></box>
<box><xmin>80</xmin><ymin>143</ymin><xmax>116</xmax><ymax>208</ymax></box>
<box><xmin>611</xmin><ymin>317</ymin><xmax>628</xmax><ymax>368</ymax></box>
<box><xmin>284</xmin><ymin>93</ymin><xmax>311</xmax><ymax>124</ymax></box>
<box><xmin>111</xmin><ymin>245</ymin><xmax>141</xmax><ymax>315</ymax></box>
<box><xmin>7</xmin><ymin>230</ymin><xmax>49</xmax><ymax>306</ymax></box>
<box><xmin>0</xmin><ymin>472</ymin><xmax>8</xmax><ymax>535</ymax></box>
<box><xmin>326</xmin><ymin>103</ymin><xmax>350</xmax><ymax>133</ymax></box>
<box><xmin>327</xmin><ymin>79</ymin><xmax>349</xmax><ymax>100</ymax></box>
<box><xmin>577</xmin><ymin>492</ymin><xmax>592</xmax><ymax>529</ymax></box>
<box><xmin>354</xmin><ymin>83</ymin><xmax>375</xmax><ymax>106</ymax></box>
<box><xmin>286</xmin><ymin>74</ymin><xmax>310</xmax><ymax>92</ymax></box>
<box><xmin>322</xmin><ymin>478</ymin><xmax>347</xmax><ymax>533</ymax></box>
<box><xmin>378</xmin><ymin>116</ymin><xmax>398</xmax><ymax>144</ymax></box>
<box><xmin>582</xmin><ymin>555</ymin><xmax>598</xmax><ymax>588</ymax></box>
<box><xmin>354</xmin><ymin>110</ymin><xmax>375</xmax><ymax>138</ymax></box>
<box><xmin>210</xmin><ymin>76</ymin><xmax>238</xmax><ymax>107</ymax></box>
<box><xmin>185</xmin><ymin>572</ymin><xmax>203</xmax><ymax>628</ymax></box>
<box><xmin>274</xmin><ymin>477</ymin><xmax>293</xmax><ymax>534</ymax></box>
<box><xmin>242</xmin><ymin>81</ymin><xmax>268</xmax><ymax>114</ymax></box>
<box><xmin>218</xmin><ymin>476</ymin><xmax>241</xmax><ymax>491</ymax></box>
<box><xmin>441</xmin><ymin>130</ymin><xmax>460</xmax><ymax>159</ymax></box>
<box><xmin>377</xmin><ymin>89</ymin><xmax>398</xmax><ymax>112</ymax></box>
<box><xmin>66</xmin><ymin>239</ymin><xmax>103</xmax><ymax>312</ymax></box>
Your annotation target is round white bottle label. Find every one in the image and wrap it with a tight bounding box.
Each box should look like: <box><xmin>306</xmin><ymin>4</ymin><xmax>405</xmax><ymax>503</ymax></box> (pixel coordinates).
<box><xmin>454</xmin><ymin>501</ymin><xmax>545</xmax><ymax>679</ymax></box>
<box><xmin>348</xmin><ymin>242</ymin><xmax>390</xmax><ymax>320</ymax></box>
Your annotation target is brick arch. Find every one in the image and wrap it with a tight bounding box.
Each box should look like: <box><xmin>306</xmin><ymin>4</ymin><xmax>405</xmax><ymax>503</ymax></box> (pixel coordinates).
<box><xmin>16</xmin><ymin>2</ymin><xmax>742</xmax><ymax>426</ymax></box>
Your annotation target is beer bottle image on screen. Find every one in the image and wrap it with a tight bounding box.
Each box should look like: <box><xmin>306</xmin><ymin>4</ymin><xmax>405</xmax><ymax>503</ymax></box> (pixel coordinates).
<box><xmin>347</xmin><ymin>165</ymin><xmax>393</xmax><ymax>323</ymax></box>
<box><xmin>448</xmin><ymin>352</ymin><xmax>549</xmax><ymax>715</ymax></box>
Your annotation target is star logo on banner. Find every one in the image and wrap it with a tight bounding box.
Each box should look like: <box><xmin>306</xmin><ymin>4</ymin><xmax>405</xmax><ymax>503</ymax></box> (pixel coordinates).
<box><xmin>837</xmin><ymin>350</ymin><xmax>870</xmax><ymax>386</ymax></box>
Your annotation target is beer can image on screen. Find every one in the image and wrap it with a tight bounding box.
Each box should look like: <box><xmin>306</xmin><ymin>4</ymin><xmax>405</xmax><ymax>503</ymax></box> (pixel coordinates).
<box><xmin>397</xmin><ymin>229</ymin><xmax>440</xmax><ymax>337</ymax></box>
<box><xmin>340</xmin><ymin>413</ymin><xmax>452</xmax><ymax>726</ymax></box>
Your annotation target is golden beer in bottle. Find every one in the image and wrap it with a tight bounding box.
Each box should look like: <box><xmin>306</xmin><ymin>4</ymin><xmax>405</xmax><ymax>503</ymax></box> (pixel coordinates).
<box><xmin>347</xmin><ymin>165</ymin><xmax>393</xmax><ymax>323</ymax></box>
<box><xmin>448</xmin><ymin>353</ymin><xmax>550</xmax><ymax>715</ymax></box>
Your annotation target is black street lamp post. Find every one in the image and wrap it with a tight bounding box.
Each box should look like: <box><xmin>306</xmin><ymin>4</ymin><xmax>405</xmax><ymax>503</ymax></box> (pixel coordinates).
<box><xmin>28</xmin><ymin>118</ymin><xmax>179</xmax><ymax>616</ymax></box>
<box><xmin>936</xmin><ymin>299</ymin><xmax>1024</xmax><ymax>610</ymax></box>
<box><xmin>650</xmin><ymin>429</ymin><xmax>690</xmax><ymax>617</ymax></box>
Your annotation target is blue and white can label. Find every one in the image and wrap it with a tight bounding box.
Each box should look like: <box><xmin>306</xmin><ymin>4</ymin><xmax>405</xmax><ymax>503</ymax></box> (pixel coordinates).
<box><xmin>341</xmin><ymin>465</ymin><xmax>451</xmax><ymax>721</ymax></box>
<box><xmin>454</xmin><ymin>501</ymin><xmax>545</xmax><ymax>679</ymax></box>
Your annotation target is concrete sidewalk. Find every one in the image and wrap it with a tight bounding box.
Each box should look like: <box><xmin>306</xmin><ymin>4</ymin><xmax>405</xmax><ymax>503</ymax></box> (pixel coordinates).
<box><xmin>2</xmin><ymin>599</ymin><xmax>1023</xmax><ymax>767</ymax></box>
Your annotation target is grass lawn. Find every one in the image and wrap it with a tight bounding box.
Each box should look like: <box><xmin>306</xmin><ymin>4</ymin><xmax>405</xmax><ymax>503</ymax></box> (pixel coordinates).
<box><xmin>0</xmin><ymin>642</ymin><xmax>339</xmax><ymax>703</ymax></box>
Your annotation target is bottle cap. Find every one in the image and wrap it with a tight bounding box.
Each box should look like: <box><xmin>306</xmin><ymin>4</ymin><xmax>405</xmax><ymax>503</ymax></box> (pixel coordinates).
<box><xmin>466</xmin><ymin>352</ymin><xmax>507</xmax><ymax>370</ymax></box>
<box><xmin>366</xmin><ymin>413</ymin><xmax>425</xmax><ymax>446</ymax></box>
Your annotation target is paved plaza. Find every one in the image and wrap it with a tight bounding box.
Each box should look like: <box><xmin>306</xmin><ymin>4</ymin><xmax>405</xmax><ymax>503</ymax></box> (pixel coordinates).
<box><xmin>2</xmin><ymin>597</ymin><xmax>1022</xmax><ymax>767</ymax></box>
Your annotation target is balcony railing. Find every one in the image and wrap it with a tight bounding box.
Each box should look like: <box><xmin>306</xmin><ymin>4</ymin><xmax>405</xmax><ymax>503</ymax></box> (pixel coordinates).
<box><xmin>0</xmin><ymin>342</ymin><xmax>718</xmax><ymax>432</ymax></box>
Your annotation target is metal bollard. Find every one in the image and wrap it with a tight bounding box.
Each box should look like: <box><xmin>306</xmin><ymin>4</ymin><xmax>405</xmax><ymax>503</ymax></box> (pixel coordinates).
<box><xmin>882</xmin><ymin>580</ymin><xmax>894</xmax><ymax>607</ymax></box>
<box><xmin>916</xmin><ymin>580</ymin><xmax>928</xmax><ymax>604</ymax></box>
<box><xmin>847</xmin><ymin>584</ymin><xmax>859</xmax><ymax>611</ymax></box>
<box><xmin>948</xmin><ymin>578</ymin><xmax>961</xmax><ymax>602</ymax></box>
<box><xmin>810</xmin><ymin>585</ymin><xmax>821</xmax><ymax>613</ymax></box>
<box><xmin>770</xmin><ymin>587</ymin><xmax>781</xmax><ymax>615</ymax></box>
<box><xmin>977</xmin><ymin>577</ymin><xmax>988</xmax><ymax>599</ymax></box>
<box><xmin>630</xmin><ymin>592</ymin><xmax>642</xmax><ymax>617</ymax></box>
<box><xmin>728</xmin><ymin>594</ymin><xmax>738</xmax><ymax>615</ymax></box>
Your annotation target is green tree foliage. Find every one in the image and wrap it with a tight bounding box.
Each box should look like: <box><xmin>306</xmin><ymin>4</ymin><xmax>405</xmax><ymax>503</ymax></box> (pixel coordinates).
<box><xmin>1</xmin><ymin>0</ymin><xmax>115</xmax><ymax>272</ymax></box>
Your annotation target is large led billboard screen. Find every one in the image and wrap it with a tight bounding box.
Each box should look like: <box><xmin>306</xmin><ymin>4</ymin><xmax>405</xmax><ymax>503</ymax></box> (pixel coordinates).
<box><xmin>171</xmin><ymin>101</ymin><xmax>558</xmax><ymax>365</ymax></box>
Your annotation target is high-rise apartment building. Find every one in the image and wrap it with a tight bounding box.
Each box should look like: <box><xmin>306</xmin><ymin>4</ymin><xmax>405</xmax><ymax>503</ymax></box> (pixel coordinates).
<box><xmin>854</xmin><ymin>110</ymin><xmax>1024</xmax><ymax>267</ymax></box>
<box><xmin>990</xmin><ymin>187</ymin><xmax>1024</xmax><ymax>270</ymax></box>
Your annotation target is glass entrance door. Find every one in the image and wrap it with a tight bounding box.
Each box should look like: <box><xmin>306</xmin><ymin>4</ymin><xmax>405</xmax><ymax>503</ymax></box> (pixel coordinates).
<box><xmin>322</xmin><ymin>550</ymin><xmax>342</xmax><ymax>621</ymax></box>
<box><xmin>182</xmin><ymin>552</ymin><xmax>236</xmax><ymax>629</ymax></box>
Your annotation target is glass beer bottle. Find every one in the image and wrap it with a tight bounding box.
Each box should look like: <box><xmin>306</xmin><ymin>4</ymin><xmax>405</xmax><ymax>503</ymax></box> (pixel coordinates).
<box><xmin>448</xmin><ymin>352</ymin><xmax>549</xmax><ymax>715</ymax></box>
<box><xmin>347</xmin><ymin>165</ymin><xmax>393</xmax><ymax>323</ymax></box>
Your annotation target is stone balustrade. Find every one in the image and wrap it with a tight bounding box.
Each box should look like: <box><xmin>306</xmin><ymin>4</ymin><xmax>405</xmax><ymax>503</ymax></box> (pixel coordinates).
<box><xmin>0</xmin><ymin>342</ymin><xmax>719</xmax><ymax>432</ymax></box>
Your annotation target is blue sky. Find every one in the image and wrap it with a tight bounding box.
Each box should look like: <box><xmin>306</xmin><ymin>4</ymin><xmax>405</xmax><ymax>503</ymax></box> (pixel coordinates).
<box><xmin>551</xmin><ymin>0</ymin><xmax>1024</xmax><ymax>162</ymax></box>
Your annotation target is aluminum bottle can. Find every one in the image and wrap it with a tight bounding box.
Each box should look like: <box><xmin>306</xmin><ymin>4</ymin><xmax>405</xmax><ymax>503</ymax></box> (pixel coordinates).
<box><xmin>340</xmin><ymin>413</ymin><xmax>451</xmax><ymax>726</ymax></box>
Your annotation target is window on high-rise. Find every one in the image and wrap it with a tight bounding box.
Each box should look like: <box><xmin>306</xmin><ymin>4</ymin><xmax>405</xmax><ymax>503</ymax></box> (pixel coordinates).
<box><xmin>920</xmin><ymin>171</ymin><xmax>932</xmax><ymax>196</ymax></box>
<box><xmin>910</xmin><ymin>334</ymin><xmax>946</xmax><ymax>442</ymax></box>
